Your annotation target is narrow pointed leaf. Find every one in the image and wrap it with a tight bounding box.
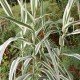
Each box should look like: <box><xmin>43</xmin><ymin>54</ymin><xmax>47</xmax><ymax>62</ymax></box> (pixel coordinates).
<box><xmin>0</xmin><ymin>0</ymin><xmax>13</xmax><ymax>16</ymax></box>
<box><xmin>0</xmin><ymin>37</ymin><xmax>17</xmax><ymax>64</ymax></box>
<box><xmin>63</xmin><ymin>53</ymin><xmax>80</xmax><ymax>60</ymax></box>
<box><xmin>62</xmin><ymin>20</ymin><xmax>80</xmax><ymax>32</ymax></box>
<box><xmin>16</xmin><ymin>73</ymin><xmax>32</xmax><ymax>80</ymax></box>
<box><xmin>67</xmin><ymin>29</ymin><xmax>80</xmax><ymax>36</ymax></box>
<box><xmin>9</xmin><ymin>56</ymin><xmax>31</xmax><ymax>80</ymax></box>
<box><xmin>17</xmin><ymin>0</ymin><xmax>35</xmax><ymax>23</ymax></box>
<box><xmin>35</xmin><ymin>30</ymin><xmax>53</xmax><ymax>55</ymax></box>
<box><xmin>9</xmin><ymin>58</ymin><xmax>20</xmax><ymax>80</ymax></box>
<box><xmin>0</xmin><ymin>16</ymin><xmax>34</xmax><ymax>31</ymax></box>
<box><xmin>41</xmin><ymin>68</ymin><xmax>55</xmax><ymax>80</ymax></box>
<box><xmin>23</xmin><ymin>57</ymin><xmax>32</xmax><ymax>74</ymax></box>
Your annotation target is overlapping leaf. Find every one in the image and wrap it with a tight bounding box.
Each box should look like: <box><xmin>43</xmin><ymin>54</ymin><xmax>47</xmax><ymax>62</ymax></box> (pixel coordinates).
<box><xmin>0</xmin><ymin>37</ymin><xmax>17</xmax><ymax>64</ymax></box>
<box><xmin>0</xmin><ymin>0</ymin><xmax>13</xmax><ymax>16</ymax></box>
<box><xmin>9</xmin><ymin>56</ymin><xmax>32</xmax><ymax>80</ymax></box>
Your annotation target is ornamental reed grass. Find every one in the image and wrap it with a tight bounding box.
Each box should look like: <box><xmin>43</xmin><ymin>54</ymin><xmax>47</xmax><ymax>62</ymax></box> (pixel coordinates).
<box><xmin>0</xmin><ymin>0</ymin><xmax>80</xmax><ymax>80</ymax></box>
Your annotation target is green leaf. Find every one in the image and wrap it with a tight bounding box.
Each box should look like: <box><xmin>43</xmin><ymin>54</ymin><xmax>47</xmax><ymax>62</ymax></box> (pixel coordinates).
<box><xmin>44</xmin><ymin>40</ymin><xmax>60</xmax><ymax>80</ymax></box>
<box><xmin>9</xmin><ymin>56</ymin><xmax>31</xmax><ymax>80</ymax></box>
<box><xmin>62</xmin><ymin>20</ymin><xmax>80</xmax><ymax>33</ymax></box>
<box><xmin>67</xmin><ymin>29</ymin><xmax>80</xmax><ymax>36</ymax></box>
<box><xmin>18</xmin><ymin>37</ymin><xmax>32</xmax><ymax>46</ymax></box>
<box><xmin>58</xmin><ymin>65</ymin><xmax>72</xmax><ymax>80</ymax></box>
<box><xmin>35</xmin><ymin>13</ymin><xmax>52</xmax><ymax>22</ymax></box>
<box><xmin>30</xmin><ymin>0</ymin><xmax>39</xmax><ymax>16</ymax></box>
<box><xmin>35</xmin><ymin>41</ymin><xmax>42</xmax><ymax>55</ymax></box>
<box><xmin>41</xmin><ymin>68</ymin><xmax>55</xmax><ymax>80</ymax></box>
<box><xmin>63</xmin><ymin>53</ymin><xmax>80</xmax><ymax>60</ymax></box>
<box><xmin>39</xmin><ymin>50</ymin><xmax>48</xmax><ymax>63</ymax></box>
<box><xmin>16</xmin><ymin>73</ymin><xmax>32</xmax><ymax>80</ymax></box>
<box><xmin>35</xmin><ymin>21</ymin><xmax>53</xmax><ymax>37</ymax></box>
<box><xmin>0</xmin><ymin>0</ymin><xmax>13</xmax><ymax>16</ymax></box>
<box><xmin>63</xmin><ymin>0</ymin><xmax>74</xmax><ymax>27</ymax></box>
<box><xmin>0</xmin><ymin>37</ymin><xmax>17</xmax><ymax>64</ymax></box>
<box><xmin>59</xmin><ymin>36</ymin><xmax>64</xmax><ymax>47</ymax></box>
<box><xmin>17</xmin><ymin>0</ymin><xmax>35</xmax><ymax>24</ymax></box>
<box><xmin>9</xmin><ymin>58</ymin><xmax>21</xmax><ymax>80</ymax></box>
<box><xmin>35</xmin><ymin>30</ymin><xmax>53</xmax><ymax>55</ymax></box>
<box><xmin>41</xmin><ymin>61</ymin><xmax>56</xmax><ymax>78</ymax></box>
<box><xmin>23</xmin><ymin>57</ymin><xmax>32</xmax><ymax>74</ymax></box>
<box><xmin>0</xmin><ymin>16</ymin><xmax>34</xmax><ymax>31</ymax></box>
<box><xmin>60</xmin><ymin>75</ymin><xmax>69</xmax><ymax>80</ymax></box>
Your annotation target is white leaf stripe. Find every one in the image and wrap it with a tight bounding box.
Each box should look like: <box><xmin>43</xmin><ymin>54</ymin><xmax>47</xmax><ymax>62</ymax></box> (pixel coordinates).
<box><xmin>67</xmin><ymin>29</ymin><xmax>80</xmax><ymax>36</ymax></box>
<box><xmin>63</xmin><ymin>54</ymin><xmax>80</xmax><ymax>60</ymax></box>
<box><xmin>9</xmin><ymin>56</ymin><xmax>32</xmax><ymax>80</ymax></box>
<box><xmin>0</xmin><ymin>37</ymin><xmax>17</xmax><ymax>64</ymax></box>
<box><xmin>35</xmin><ymin>30</ymin><xmax>53</xmax><ymax>55</ymax></box>
<box><xmin>0</xmin><ymin>16</ymin><xmax>34</xmax><ymax>31</ymax></box>
<box><xmin>0</xmin><ymin>0</ymin><xmax>13</xmax><ymax>16</ymax></box>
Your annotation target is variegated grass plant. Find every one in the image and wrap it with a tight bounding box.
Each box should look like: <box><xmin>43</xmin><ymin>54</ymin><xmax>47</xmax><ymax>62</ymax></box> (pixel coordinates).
<box><xmin>0</xmin><ymin>0</ymin><xmax>80</xmax><ymax>80</ymax></box>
